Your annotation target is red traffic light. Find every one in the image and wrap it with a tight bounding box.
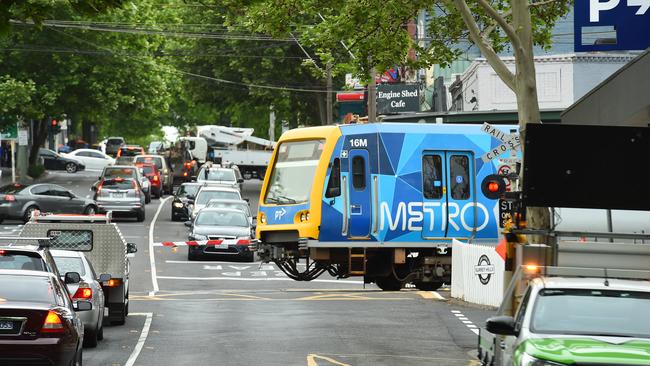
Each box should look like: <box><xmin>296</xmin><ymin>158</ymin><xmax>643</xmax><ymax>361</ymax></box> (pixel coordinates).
<box><xmin>481</xmin><ymin>174</ymin><xmax>506</xmax><ymax>199</ymax></box>
<box><xmin>51</xmin><ymin>119</ymin><xmax>57</xmax><ymax>126</ymax></box>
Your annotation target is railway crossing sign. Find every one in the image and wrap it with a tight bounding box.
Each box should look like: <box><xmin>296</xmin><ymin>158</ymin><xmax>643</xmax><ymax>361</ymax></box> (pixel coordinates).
<box><xmin>480</xmin><ymin>123</ymin><xmax>520</xmax><ymax>163</ymax></box>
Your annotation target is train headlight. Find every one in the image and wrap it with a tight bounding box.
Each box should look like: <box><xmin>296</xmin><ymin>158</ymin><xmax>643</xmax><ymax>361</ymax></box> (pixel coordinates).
<box><xmin>259</xmin><ymin>213</ymin><xmax>266</xmax><ymax>224</ymax></box>
<box><xmin>299</xmin><ymin>211</ymin><xmax>310</xmax><ymax>222</ymax></box>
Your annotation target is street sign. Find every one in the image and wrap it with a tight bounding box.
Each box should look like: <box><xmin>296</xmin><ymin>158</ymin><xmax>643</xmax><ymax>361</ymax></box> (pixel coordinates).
<box><xmin>376</xmin><ymin>84</ymin><xmax>420</xmax><ymax>114</ymax></box>
<box><xmin>480</xmin><ymin>122</ymin><xmax>520</xmax><ymax>163</ymax></box>
<box><xmin>0</xmin><ymin>124</ymin><xmax>17</xmax><ymax>139</ymax></box>
<box><xmin>498</xmin><ymin>164</ymin><xmax>514</xmax><ymax>191</ymax></box>
<box><xmin>18</xmin><ymin>129</ymin><xmax>28</xmax><ymax>146</ymax></box>
<box><xmin>498</xmin><ymin>199</ymin><xmax>513</xmax><ymax>228</ymax></box>
<box><xmin>575</xmin><ymin>0</ymin><xmax>650</xmax><ymax>51</ymax></box>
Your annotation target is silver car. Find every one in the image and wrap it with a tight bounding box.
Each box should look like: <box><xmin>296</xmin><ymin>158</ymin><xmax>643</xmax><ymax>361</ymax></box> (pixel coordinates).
<box><xmin>189</xmin><ymin>186</ymin><xmax>243</xmax><ymax>219</ymax></box>
<box><xmin>185</xmin><ymin>207</ymin><xmax>255</xmax><ymax>261</ymax></box>
<box><xmin>51</xmin><ymin>250</ymin><xmax>106</xmax><ymax>348</ymax></box>
<box><xmin>196</xmin><ymin>166</ymin><xmax>243</xmax><ymax>191</ymax></box>
<box><xmin>205</xmin><ymin>198</ymin><xmax>254</xmax><ymax>227</ymax></box>
<box><xmin>95</xmin><ymin>177</ymin><xmax>146</xmax><ymax>221</ymax></box>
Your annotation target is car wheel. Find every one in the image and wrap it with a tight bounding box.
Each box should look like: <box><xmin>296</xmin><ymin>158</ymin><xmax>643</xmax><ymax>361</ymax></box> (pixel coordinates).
<box><xmin>83</xmin><ymin>326</ymin><xmax>99</xmax><ymax>348</ymax></box>
<box><xmin>23</xmin><ymin>205</ymin><xmax>39</xmax><ymax>223</ymax></box>
<box><xmin>136</xmin><ymin>210</ymin><xmax>145</xmax><ymax>222</ymax></box>
<box><xmin>65</xmin><ymin>162</ymin><xmax>78</xmax><ymax>173</ymax></box>
<box><xmin>71</xmin><ymin>347</ymin><xmax>82</xmax><ymax>366</ymax></box>
<box><xmin>0</xmin><ymin>218</ymin><xmax>4</xmax><ymax>224</ymax></box>
<box><xmin>171</xmin><ymin>213</ymin><xmax>179</xmax><ymax>222</ymax></box>
<box><xmin>145</xmin><ymin>192</ymin><xmax>151</xmax><ymax>204</ymax></box>
<box><xmin>97</xmin><ymin>320</ymin><xmax>104</xmax><ymax>341</ymax></box>
<box><xmin>187</xmin><ymin>248</ymin><xmax>198</xmax><ymax>261</ymax></box>
<box><xmin>84</xmin><ymin>205</ymin><xmax>97</xmax><ymax>215</ymax></box>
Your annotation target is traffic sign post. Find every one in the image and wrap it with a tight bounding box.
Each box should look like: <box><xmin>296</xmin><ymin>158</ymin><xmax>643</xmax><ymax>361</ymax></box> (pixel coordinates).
<box><xmin>480</xmin><ymin>122</ymin><xmax>521</xmax><ymax>163</ymax></box>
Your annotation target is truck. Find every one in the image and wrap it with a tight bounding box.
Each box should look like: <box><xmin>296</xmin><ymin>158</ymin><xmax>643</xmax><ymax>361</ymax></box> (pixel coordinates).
<box><xmin>197</xmin><ymin>125</ymin><xmax>275</xmax><ymax>180</ymax></box>
<box><xmin>18</xmin><ymin>212</ymin><xmax>137</xmax><ymax>325</ymax></box>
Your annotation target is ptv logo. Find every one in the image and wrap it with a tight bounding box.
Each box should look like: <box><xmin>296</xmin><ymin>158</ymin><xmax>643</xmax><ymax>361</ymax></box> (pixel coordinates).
<box><xmin>274</xmin><ymin>208</ymin><xmax>287</xmax><ymax>220</ymax></box>
<box><xmin>590</xmin><ymin>0</ymin><xmax>650</xmax><ymax>22</ymax></box>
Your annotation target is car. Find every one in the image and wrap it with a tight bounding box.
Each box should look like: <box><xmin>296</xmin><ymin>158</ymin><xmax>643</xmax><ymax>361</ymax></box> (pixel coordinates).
<box><xmin>196</xmin><ymin>164</ymin><xmax>243</xmax><ymax>191</ymax></box>
<box><xmin>105</xmin><ymin>137</ymin><xmax>125</xmax><ymax>156</ymax></box>
<box><xmin>94</xmin><ymin>165</ymin><xmax>151</xmax><ymax>204</ymax></box>
<box><xmin>0</xmin><ymin>269</ymin><xmax>90</xmax><ymax>366</ymax></box>
<box><xmin>94</xmin><ymin>177</ymin><xmax>146</xmax><ymax>221</ymax></box>
<box><xmin>51</xmin><ymin>250</ymin><xmax>106</xmax><ymax>347</ymax></box>
<box><xmin>135</xmin><ymin>162</ymin><xmax>163</xmax><ymax>198</ymax></box>
<box><xmin>0</xmin><ymin>244</ymin><xmax>61</xmax><ymax>277</ymax></box>
<box><xmin>133</xmin><ymin>154</ymin><xmax>174</xmax><ymax>194</ymax></box>
<box><xmin>171</xmin><ymin>182</ymin><xmax>202</xmax><ymax>221</ymax></box>
<box><xmin>116</xmin><ymin>145</ymin><xmax>145</xmax><ymax>159</ymax></box>
<box><xmin>205</xmin><ymin>198</ymin><xmax>254</xmax><ymax>227</ymax></box>
<box><xmin>189</xmin><ymin>186</ymin><xmax>243</xmax><ymax>219</ymax></box>
<box><xmin>0</xmin><ymin>183</ymin><xmax>98</xmax><ymax>223</ymax></box>
<box><xmin>38</xmin><ymin>148</ymin><xmax>86</xmax><ymax>174</ymax></box>
<box><xmin>185</xmin><ymin>207</ymin><xmax>255</xmax><ymax>261</ymax></box>
<box><xmin>62</xmin><ymin>148</ymin><xmax>115</xmax><ymax>171</ymax></box>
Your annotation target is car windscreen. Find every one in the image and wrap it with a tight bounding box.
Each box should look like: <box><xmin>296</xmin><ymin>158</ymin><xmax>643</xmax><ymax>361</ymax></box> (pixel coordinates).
<box><xmin>177</xmin><ymin>185</ymin><xmax>199</xmax><ymax>198</ymax></box>
<box><xmin>104</xmin><ymin>168</ymin><xmax>136</xmax><ymax>179</ymax></box>
<box><xmin>102</xmin><ymin>178</ymin><xmax>135</xmax><ymax>190</ymax></box>
<box><xmin>0</xmin><ymin>275</ymin><xmax>55</xmax><ymax>303</ymax></box>
<box><xmin>0</xmin><ymin>184</ymin><xmax>26</xmax><ymax>194</ymax></box>
<box><xmin>196</xmin><ymin>190</ymin><xmax>240</xmax><ymax>204</ymax></box>
<box><xmin>135</xmin><ymin>156</ymin><xmax>163</xmax><ymax>170</ymax></box>
<box><xmin>531</xmin><ymin>288</ymin><xmax>650</xmax><ymax>338</ymax></box>
<box><xmin>200</xmin><ymin>169</ymin><xmax>236</xmax><ymax>182</ymax></box>
<box><xmin>0</xmin><ymin>251</ymin><xmax>46</xmax><ymax>271</ymax></box>
<box><xmin>196</xmin><ymin>211</ymin><xmax>248</xmax><ymax>227</ymax></box>
<box><xmin>52</xmin><ymin>256</ymin><xmax>86</xmax><ymax>276</ymax></box>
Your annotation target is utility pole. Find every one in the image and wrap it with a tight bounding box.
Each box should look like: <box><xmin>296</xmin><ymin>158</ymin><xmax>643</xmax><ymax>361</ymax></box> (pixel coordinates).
<box><xmin>326</xmin><ymin>62</ymin><xmax>333</xmax><ymax>125</ymax></box>
<box><xmin>368</xmin><ymin>62</ymin><xmax>377</xmax><ymax>123</ymax></box>
<box><xmin>269</xmin><ymin>105</ymin><xmax>276</xmax><ymax>142</ymax></box>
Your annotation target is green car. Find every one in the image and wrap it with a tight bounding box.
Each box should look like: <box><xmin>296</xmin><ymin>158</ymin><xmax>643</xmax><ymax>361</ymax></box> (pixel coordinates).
<box><xmin>479</xmin><ymin>275</ymin><xmax>650</xmax><ymax>365</ymax></box>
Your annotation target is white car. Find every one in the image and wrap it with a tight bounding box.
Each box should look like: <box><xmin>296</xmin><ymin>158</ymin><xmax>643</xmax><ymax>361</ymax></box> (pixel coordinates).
<box><xmin>63</xmin><ymin>149</ymin><xmax>116</xmax><ymax>171</ymax></box>
<box><xmin>190</xmin><ymin>186</ymin><xmax>243</xmax><ymax>218</ymax></box>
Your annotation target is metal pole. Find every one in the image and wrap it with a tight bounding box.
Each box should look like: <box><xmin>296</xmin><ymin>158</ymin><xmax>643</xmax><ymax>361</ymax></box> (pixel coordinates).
<box><xmin>10</xmin><ymin>140</ymin><xmax>16</xmax><ymax>183</ymax></box>
<box><xmin>606</xmin><ymin>209</ymin><xmax>613</xmax><ymax>243</ymax></box>
<box><xmin>326</xmin><ymin>62</ymin><xmax>333</xmax><ymax>125</ymax></box>
<box><xmin>368</xmin><ymin>63</ymin><xmax>377</xmax><ymax>123</ymax></box>
<box><xmin>269</xmin><ymin>105</ymin><xmax>276</xmax><ymax>142</ymax></box>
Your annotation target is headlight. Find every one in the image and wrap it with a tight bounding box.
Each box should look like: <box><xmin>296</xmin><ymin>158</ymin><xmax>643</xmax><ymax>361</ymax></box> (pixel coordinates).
<box><xmin>191</xmin><ymin>234</ymin><xmax>207</xmax><ymax>240</ymax></box>
<box><xmin>173</xmin><ymin>202</ymin><xmax>184</xmax><ymax>208</ymax></box>
<box><xmin>299</xmin><ymin>211</ymin><xmax>310</xmax><ymax>222</ymax></box>
<box><xmin>259</xmin><ymin>213</ymin><xmax>266</xmax><ymax>224</ymax></box>
<box><xmin>520</xmin><ymin>353</ymin><xmax>566</xmax><ymax>366</ymax></box>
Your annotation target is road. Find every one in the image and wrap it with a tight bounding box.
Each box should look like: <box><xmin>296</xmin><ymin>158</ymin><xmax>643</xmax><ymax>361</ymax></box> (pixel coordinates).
<box><xmin>3</xmin><ymin>170</ymin><xmax>495</xmax><ymax>366</ymax></box>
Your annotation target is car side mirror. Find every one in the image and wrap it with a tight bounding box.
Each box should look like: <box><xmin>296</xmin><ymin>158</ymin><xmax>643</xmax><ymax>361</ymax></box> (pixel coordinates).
<box><xmin>186</xmin><ymin>199</ymin><xmax>194</xmax><ymax>204</ymax></box>
<box><xmin>190</xmin><ymin>176</ymin><xmax>197</xmax><ymax>180</ymax></box>
<box><xmin>485</xmin><ymin>316</ymin><xmax>518</xmax><ymax>336</ymax></box>
<box><xmin>127</xmin><ymin>242</ymin><xmax>138</xmax><ymax>254</ymax></box>
<box><xmin>98</xmin><ymin>273</ymin><xmax>111</xmax><ymax>282</ymax></box>
<box><xmin>237</xmin><ymin>178</ymin><xmax>244</xmax><ymax>183</ymax></box>
<box><xmin>184</xmin><ymin>220</ymin><xmax>192</xmax><ymax>228</ymax></box>
<box><xmin>74</xmin><ymin>301</ymin><xmax>92</xmax><ymax>312</ymax></box>
<box><xmin>244</xmin><ymin>198</ymin><xmax>249</xmax><ymax>203</ymax></box>
<box><xmin>64</xmin><ymin>272</ymin><xmax>81</xmax><ymax>284</ymax></box>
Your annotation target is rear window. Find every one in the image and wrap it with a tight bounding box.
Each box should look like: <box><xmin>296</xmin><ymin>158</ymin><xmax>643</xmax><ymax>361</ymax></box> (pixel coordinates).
<box><xmin>107</xmin><ymin>138</ymin><xmax>124</xmax><ymax>145</ymax></box>
<box><xmin>141</xmin><ymin>165</ymin><xmax>155</xmax><ymax>175</ymax></box>
<box><xmin>200</xmin><ymin>169</ymin><xmax>236</xmax><ymax>182</ymax></box>
<box><xmin>196</xmin><ymin>190</ymin><xmax>240</xmax><ymax>204</ymax></box>
<box><xmin>102</xmin><ymin>178</ymin><xmax>135</xmax><ymax>189</ymax></box>
<box><xmin>120</xmin><ymin>147</ymin><xmax>142</xmax><ymax>157</ymax></box>
<box><xmin>104</xmin><ymin>168</ymin><xmax>136</xmax><ymax>179</ymax></box>
<box><xmin>0</xmin><ymin>251</ymin><xmax>46</xmax><ymax>271</ymax></box>
<box><xmin>0</xmin><ymin>184</ymin><xmax>26</xmax><ymax>194</ymax></box>
<box><xmin>0</xmin><ymin>275</ymin><xmax>55</xmax><ymax>303</ymax></box>
<box><xmin>196</xmin><ymin>211</ymin><xmax>248</xmax><ymax>227</ymax></box>
<box><xmin>177</xmin><ymin>184</ymin><xmax>199</xmax><ymax>197</ymax></box>
<box><xmin>135</xmin><ymin>156</ymin><xmax>163</xmax><ymax>170</ymax></box>
<box><xmin>52</xmin><ymin>256</ymin><xmax>86</xmax><ymax>276</ymax></box>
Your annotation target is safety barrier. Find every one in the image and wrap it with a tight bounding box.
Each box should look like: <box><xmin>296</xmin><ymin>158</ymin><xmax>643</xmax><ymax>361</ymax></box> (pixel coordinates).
<box><xmin>451</xmin><ymin>239</ymin><xmax>505</xmax><ymax>307</ymax></box>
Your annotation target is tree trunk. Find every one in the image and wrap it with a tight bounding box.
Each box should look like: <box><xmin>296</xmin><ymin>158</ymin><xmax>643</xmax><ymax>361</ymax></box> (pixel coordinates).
<box><xmin>29</xmin><ymin>119</ymin><xmax>48</xmax><ymax>166</ymax></box>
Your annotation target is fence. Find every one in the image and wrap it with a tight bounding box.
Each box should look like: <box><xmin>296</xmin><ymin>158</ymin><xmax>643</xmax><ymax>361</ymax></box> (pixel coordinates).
<box><xmin>451</xmin><ymin>239</ymin><xmax>505</xmax><ymax>307</ymax></box>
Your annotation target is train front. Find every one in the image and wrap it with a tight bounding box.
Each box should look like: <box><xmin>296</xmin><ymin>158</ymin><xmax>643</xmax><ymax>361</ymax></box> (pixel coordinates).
<box><xmin>256</xmin><ymin>126</ymin><xmax>340</xmax><ymax>277</ymax></box>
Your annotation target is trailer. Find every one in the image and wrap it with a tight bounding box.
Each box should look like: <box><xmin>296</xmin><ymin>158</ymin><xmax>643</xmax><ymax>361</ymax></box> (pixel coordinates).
<box><xmin>18</xmin><ymin>212</ymin><xmax>137</xmax><ymax>325</ymax></box>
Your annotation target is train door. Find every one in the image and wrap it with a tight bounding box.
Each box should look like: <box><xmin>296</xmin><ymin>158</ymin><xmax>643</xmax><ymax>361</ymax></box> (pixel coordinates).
<box><xmin>347</xmin><ymin>149</ymin><xmax>371</xmax><ymax>238</ymax></box>
<box><xmin>421</xmin><ymin>151</ymin><xmax>475</xmax><ymax>239</ymax></box>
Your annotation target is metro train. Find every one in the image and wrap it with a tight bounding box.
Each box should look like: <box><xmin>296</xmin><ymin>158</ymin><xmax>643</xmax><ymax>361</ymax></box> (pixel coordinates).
<box><xmin>256</xmin><ymin>122</ymin><xmax>520</xmax><ymax>290</ymax></box>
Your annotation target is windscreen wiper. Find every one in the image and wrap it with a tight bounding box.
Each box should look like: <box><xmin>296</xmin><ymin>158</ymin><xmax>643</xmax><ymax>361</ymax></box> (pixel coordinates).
<box><xmin>274</xmin><ymin>195</ymin><xmax>297</xmax><ymax>204</ymax></box>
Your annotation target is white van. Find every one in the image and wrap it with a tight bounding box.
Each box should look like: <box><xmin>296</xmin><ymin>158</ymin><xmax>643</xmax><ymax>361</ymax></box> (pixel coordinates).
<box><xmin>178</xmin><ymin>137</ymin><xmax>208</xmax><ymax>164</ymax></box>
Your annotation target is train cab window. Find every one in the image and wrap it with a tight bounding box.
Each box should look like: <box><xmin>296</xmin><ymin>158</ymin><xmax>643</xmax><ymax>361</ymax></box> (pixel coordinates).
<box><xmin>325</xmin><ymin>158</ymin><xmax>341</xmax><ymax>197</ymax></box>
<box><xmin>449</xmin><ymin>155</ymin><xmax>470</xmax><ymax>200</ymax></box>
<box><xmin>352</xmin><ymin>156</ymin><xmax>366</xmax><ymax>190</ymax></box>
<box><xmin>422</xmin><ymin>155</ymin><xmax>443</xmax><ymax>199</ymax></box>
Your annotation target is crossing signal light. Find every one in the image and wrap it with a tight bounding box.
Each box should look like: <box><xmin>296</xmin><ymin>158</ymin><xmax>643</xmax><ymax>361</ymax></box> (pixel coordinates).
<box><xmin>481</xmin><ymin>174</ymin><xmax>506</xmax><ymax>199</ymax></box>
<box><xmin>50</xmin><ymin>119</ymin><xmax>61</xmax><ymax>133</ymax></box>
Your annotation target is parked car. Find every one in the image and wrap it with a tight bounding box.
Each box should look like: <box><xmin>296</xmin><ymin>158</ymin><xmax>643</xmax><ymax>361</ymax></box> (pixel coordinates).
<box><xmin>38</xmin><ymin>148</ymin><xmax>85</xmax><ymax>173</ymax></box>
<box><xmin>94</xmin><ymin>166</ymin><xmax>151</xmax><ymax>204</ymax></box>
<box><xmin>51</xmin><ymin>250</ymin><xmax>106</xmax><ymax>347</ymax></box>
<box><xmin>171</xmin><ymin>182</ymin><xmax>202</xmax><ymax>221</ymax></box>
<box><xmin>205</xmin><ymin>198</ymin><xmax>254</xmax><ymax>227</ymax></box>
<box><xmin>133</xmin><ymin>154</ymin><xmax>174</xmax><ymax>194</ymax></box>
<box><xmin>0</xmin><ymin>269</ymin><xmax>90</xmax><ymax>366</ymax></box>
<box><xmin>190</xmin><ymin>186</ymin><xmax>243</xmax><ymax>219</ymax></box>
<box><xmin>116</xmin><ymin>145</ymin><xmax>145</xmax><ymax>159</ymax></box>
<box><xmin>185</xmin><ymin>207</ymin><xmax>255</xmax><ymax>261</ymax></box>
<box><xmin>62</xmin><ymin>148</ymin><xmax>115</xmax><ymax>171</ymax></box>
<box><xmin>135</xmin><ymin>162</ymin><xmax>162</xmax><ymax>198</ymax></box>
<box><xmin>0</xmin><ymin>183</ymin><xmax>98</xmax><ymax>223</ymax></box>
<box><xmin>94</xmin><ymin>177</ymin><xmax>146</xmax><ymax>221</ymax></box>
<box><xmin>196</xmin><ymin>165</ymin><xmax>243</xmax><ymax>191</ymax></box>
<box><xmin>105</xmin><ymin>137</ymin><xmax>125</xmax><ymax>156</ymax></box>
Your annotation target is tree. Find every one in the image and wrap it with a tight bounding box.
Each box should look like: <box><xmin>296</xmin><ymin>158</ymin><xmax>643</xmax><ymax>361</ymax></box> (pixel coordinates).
<box><xmin>233</xmin><ymin>0</ymin><xmax>571</xmax><ymax>236</ymax></box>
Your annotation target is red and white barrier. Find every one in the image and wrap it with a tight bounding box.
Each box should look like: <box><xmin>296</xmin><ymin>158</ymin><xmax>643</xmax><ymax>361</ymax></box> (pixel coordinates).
<box><xmin>153</xmin><ymin>239</ymin><xmax>252</xmax><ymax>248</ymax></box>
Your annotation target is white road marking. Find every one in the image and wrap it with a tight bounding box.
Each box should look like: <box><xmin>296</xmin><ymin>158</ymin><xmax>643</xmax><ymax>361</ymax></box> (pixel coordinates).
<box><xmin>451</xmin><ymin>310</ymin><xmax>479</xmax><ymax>335</ymax></box>
<box><xmin>164</xmin><ymin>259</ymin><xmax>306</xmax><ymax>267</ymax></box>
<box><xmin>157</xmin><ymin>275</ymin><xmax>364</xmax><ymax>284</ymax></box>
<box><xmin>203</xmin><ymin>265</ymin><xmax>223</xmax><ymax>270</ymax></box>
<box><xmin>149</xmin><ymin>196</ymin><xmax>172</xmax><ymax>296</ymax></box>
<box><xmin>124</xmin><ymin>312</ymin><xmax>153</xmax><ymax>366</ymax></box>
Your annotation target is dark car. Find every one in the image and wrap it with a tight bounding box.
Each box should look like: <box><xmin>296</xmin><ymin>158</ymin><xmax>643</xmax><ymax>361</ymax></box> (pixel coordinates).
<box><xmin>0</xmin><ymin>269</ymin><xmax>90</xmax><ymax>366</ymax></box>
<box><xmin>39</xmin><ymin>148</ymin><xmax>85</xmax><ymax>174</ymax></box>
<box><xmin>185</xmin><ymin>207</ymin><xmax>255</xmax><ymax>261</ymax></box>
<box><xmin>171</xmin><ymin>182</ymin><xmax>202</xmax><ymax>221</ymax></box>
<box><xmin>105</xmin><ymin>137</ymin><xmax>125</xmax><ymax>156</ymax></box>
<box><xmin>0</xmin><ymin>183</ymin><xmax>98</xmax><ymax>223</ymax></box>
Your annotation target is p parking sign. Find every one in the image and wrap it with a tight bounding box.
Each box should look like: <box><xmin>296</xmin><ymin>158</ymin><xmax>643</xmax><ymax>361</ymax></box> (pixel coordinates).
<box><xmin>575</xmin><ymin>0</ymin><xmax>650</xmax><ymax>51</ymax></box>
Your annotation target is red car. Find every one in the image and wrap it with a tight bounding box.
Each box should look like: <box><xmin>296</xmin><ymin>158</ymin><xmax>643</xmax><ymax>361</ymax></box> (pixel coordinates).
<box><xmin>136</xmin><ymin>162</ymin><xmax>162</xmax><ymax>198</ymax></box>
<box><xmin>0</xmin><ymin>269</ymin><xmax>91</xmax><ymax>366</ymax></box>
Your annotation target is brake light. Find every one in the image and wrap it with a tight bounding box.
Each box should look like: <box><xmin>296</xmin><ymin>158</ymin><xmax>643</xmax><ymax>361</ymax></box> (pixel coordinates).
<box><xmin>3</xmin><ymin>195</ymin><xmax>15</xmax><ymax>202</ymax></box>
<box><xmin>153</xmin><ymin>175</ymin><xmax>159</xmax><ymax>182</ymax></box>
<box><xmin>183</xmin><ymin>172</ymin><xmax>188</xmax><ymax>177</ymax></box>
<box><xmin>41</xmin><ymin>311</ymin><xmax>64</xmax><ymax>333</ymax></box>
<box><xmin>72</xmin><ymin>286</ymin><xmax>92</xmax><ymax>300</ymax></box>
<box><xmin>0</xmin><ymin>250</ymin><xmax>5</xmax><ymax>255</ymax></box>
<box><xmin>184</xmin><ymin>162</ymin><xmax>191</xmax><ymax>169</ymax></box>
<box><xmin>236</xmin><ymin>239</ymin><xmax>251</xmax><ymax>245</ymax></box>
<box><xmin>106</xmin><ymin>278</ymin><xmax>122</xmax><ymax>287</ymax></box>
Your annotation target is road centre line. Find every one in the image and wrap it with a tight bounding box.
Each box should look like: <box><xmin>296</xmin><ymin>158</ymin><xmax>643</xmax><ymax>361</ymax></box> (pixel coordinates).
<box><xmin>157</xmin><ymin>275</ymin><xmax>364</xmax><ymax>284</ymax></box>
<box><xmin>149</xmin><ymin>196</ymin><xmax>172</xmax><ymax>296</ymax></box>
<box><xmin>124</xmin><ymin>312</ymin><xmax>153</xmax><ymax>366</ymax></box>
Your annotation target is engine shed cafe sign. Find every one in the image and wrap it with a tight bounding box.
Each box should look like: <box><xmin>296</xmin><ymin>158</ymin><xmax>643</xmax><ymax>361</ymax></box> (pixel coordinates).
<box><xmin>376</xmin><ymin>84</ymin><xmax>420</xmax><ymax>114</ymax></box>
